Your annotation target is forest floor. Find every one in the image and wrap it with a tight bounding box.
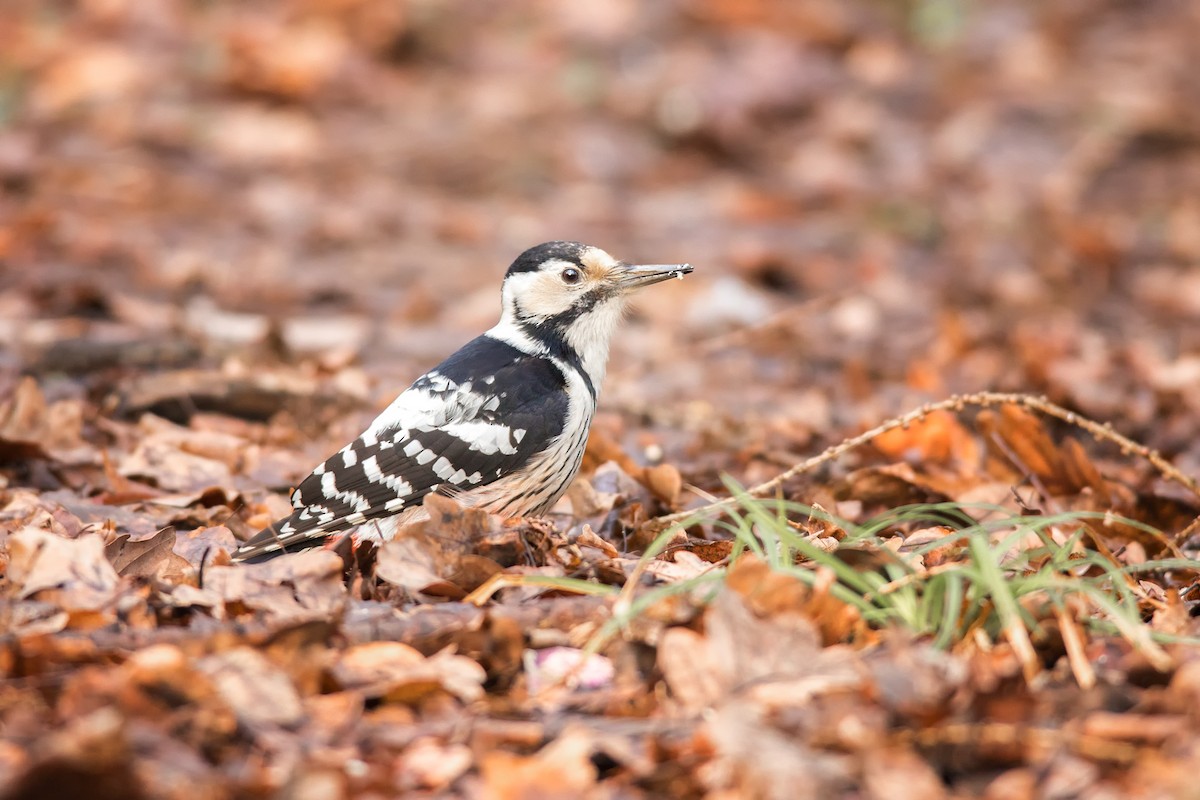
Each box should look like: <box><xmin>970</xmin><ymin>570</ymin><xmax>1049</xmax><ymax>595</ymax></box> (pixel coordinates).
<box><xmin>3</xmin><ymin>1</ymin><xmax>1200</xmax><ymax>797</ymax></box>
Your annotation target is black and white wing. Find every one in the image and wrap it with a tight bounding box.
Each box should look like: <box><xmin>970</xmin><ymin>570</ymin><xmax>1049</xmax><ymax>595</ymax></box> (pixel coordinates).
<box><xmin>234</xmin><ymin>336</ymin><xmax>568</xmax><ymax>562</ymax></box>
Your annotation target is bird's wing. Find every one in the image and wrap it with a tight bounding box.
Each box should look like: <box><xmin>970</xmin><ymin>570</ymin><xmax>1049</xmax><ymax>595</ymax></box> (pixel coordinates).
<box><xmin>234</xmin><ymin>339</ymin><xmax>569</xmax><ymax>561</ymax></box>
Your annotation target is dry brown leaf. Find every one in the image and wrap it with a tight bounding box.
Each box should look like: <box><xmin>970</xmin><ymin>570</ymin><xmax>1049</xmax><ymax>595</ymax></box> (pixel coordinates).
<box><xmin>223</xmin><ymin>19</ymin><xmax>349</xmax><ymax>100</ymax></box>
<box><xmin>30</xmin><ymin>45</ymin><xmax>145</xmax><ymax>114</ymax></box>
<box><xmin>660</xmin><ymin>558</ymin><xmax>866</xmax><ymax>717</ymax></box>
<box><xmin>200</xmin><ymin>549</ymin><xmax>346</xmax><ymax>620</ymax></box>
<box><xmin>657</xmin><ymin>627</ymin><xmax>724</xmax><ymax>712</ymax></box>
<box><xmin>199</xmin><ymin>647</ymin><xmax>305</xmax><ymax>730</ymax></box>
<box><xmin>104</xmin><ymin>526</ymin><xmax>178</xmax><ymax>578</ymax></box>
<box><xmin>172</xmin><ymin>525</ymin><xmax>238</xmax><ymax>569</ymax></box>
<box><xmin>706</xmin><ymin>702</ymin><xmax>856</xmax><ymax>800</ymax></box>
<box><xmin>726</xmin><ymin>554</ymin><xmax>870</xmax><ymax>646</ymax></box>
<box><xmin>873</xmin><ymin>410</ymin><xmax>979</xmax><ymax>468</ymax></box>
<box><xmin>1059</xmin><ymin>437</ymin><xmax>1111</xmax><ymax>501</ymax></box>
<box><xmin>863</xmin><ymin>746</ymin><xmax>948</xmax><ymax>800</ymax></box>
<box><xmin>0</xmin><ymin>377</ymin><xmax>91</xmax><ymax>463</ymax></box>
<box><xmin>330</xmin><ymin>641</ymin><xmax>425</xmax><ymax>690</ymax></box>
<box><xmin>119</xmin><ymin>431</ymin><xmax>235</xmax><ymax>495</ymax></box>
<box><xmin>640</xmin><ymin>550</ymin><xmax>712</xmax><ymax>583</ymax></box>
<box><xmin>1081</xmin><ymin>712</ymin><xmax>1188</xmax><ymax>744</ymax></box>
<box><xmin>376</xmin><ymin>494</ymin><xmax>504</xmax><ymax>597</ymax></box>
<box><xmin>395</xmin><ymin>737</ymin><xmax>473</xmax><ymax>792</ymax></box>
<box><xmin>330</xmin><ymin>641</ymin><xmax>486</xmax><ymax>704</ymax></box>
<box><xmin>6</xmin><ymin>529</ymin><xmax>121</xmax><ymax>617</ymax></box>
<box><xmin>479</xmin><ymin>725</ymin><xmax>598</xmax><ymax>800</ymax></box>
<box><xmin>982</xmin><ymin>769</ymin><xmax>1038</xmax><ymax>800</ymax></box>
<box><xmin>644</xmin><ymin>462</ymin><xmax>683</xmax><ymax>506</ymax></box>
<box><xmin>979</xmin><ymin>406</ymin><xmax>1063</xmax><ymax>490</ymax></box>
<box><xmin>38</xmin><ymin>491</ymin><xmax>168</xmax><ymax>541</ymax></box>
<box><xmin>836</xmin><ymin>463</ymin><xmax>954</xmax><ymax>507</ymax></box>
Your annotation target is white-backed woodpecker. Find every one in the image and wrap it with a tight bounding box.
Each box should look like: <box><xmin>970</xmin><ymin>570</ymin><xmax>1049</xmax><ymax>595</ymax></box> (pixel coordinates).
<box><xmin>232</xmin><ymin>241</ymin><xmax>692</xmax><ymax>563</ymax></box>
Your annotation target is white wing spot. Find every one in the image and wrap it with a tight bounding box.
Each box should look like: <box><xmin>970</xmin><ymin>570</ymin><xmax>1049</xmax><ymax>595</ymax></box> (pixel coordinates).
<box><xmin>362</xmin><ymin>455</ymin><xmax>383</xmax><ymax>481</ymax></box>
<box><xmin>441</xmin><ymin>421</ymin><xmax>518</xmax><ymax>455</ymax></box>
<box><xmin>432</xmin><ymin>456</ymin><xmax>455</xmax><ymax>479</ymax></box>
<box><xmin>362</xmin><ymin>454</ymin><xmax>413</xmax><ymax>497</ymax></box>
<box><xmin>416</xmin><ymin>449</ymin><xmax>436</xmax><ymax>465</ymax></box>
<box><xmin>321</xmin><ymin>471</ymin><xmax>370</xmax><ymax>512</ymax></box>
<box><xmin>342</xmin><ymin>447</ymin><xmax>358</xmax><ymax>468</ymax></box>
<box><xmin>403</xmin><ymin>440</ymin><xmax>424</xmax><ymax>457</ymax></box>
<box><xmin>513</xmin><ymin>428</ymin><xmax>526</xmax><ymax>443</ymax></box>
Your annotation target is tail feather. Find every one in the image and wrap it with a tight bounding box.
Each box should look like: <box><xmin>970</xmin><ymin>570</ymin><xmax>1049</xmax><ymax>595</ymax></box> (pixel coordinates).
<box><xmin>231</xmin><ymin>513</ymin><xmax>327</xmax><ymax>563</ymax></box>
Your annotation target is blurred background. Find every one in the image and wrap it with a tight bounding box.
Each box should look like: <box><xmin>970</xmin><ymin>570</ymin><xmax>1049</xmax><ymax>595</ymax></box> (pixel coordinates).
<box><xmin>2</xmin><ymin>0</ymin><xmax>1199</xmax><ymax>489</ymax></box>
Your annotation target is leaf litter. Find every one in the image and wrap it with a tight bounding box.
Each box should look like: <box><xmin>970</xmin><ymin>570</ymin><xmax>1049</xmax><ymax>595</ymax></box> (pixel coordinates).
<box><xmin>3</xmin><ymin>0</ymin><xmax>1200</xmax><ymax>797</ymax></box>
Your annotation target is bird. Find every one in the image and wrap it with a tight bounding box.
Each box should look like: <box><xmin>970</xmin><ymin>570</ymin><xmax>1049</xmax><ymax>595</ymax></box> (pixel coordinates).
<box><xmin>232</xmin><ymin>241</ymin><xmax>693</xmax><ymax>563</ymax></box>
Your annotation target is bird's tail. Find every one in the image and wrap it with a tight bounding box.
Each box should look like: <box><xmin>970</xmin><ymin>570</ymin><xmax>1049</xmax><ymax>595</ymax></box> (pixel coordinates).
<box><xmin>231</xmin><ymin>513</ymin><xmax>327</xmax><ymax>563</ymax></box>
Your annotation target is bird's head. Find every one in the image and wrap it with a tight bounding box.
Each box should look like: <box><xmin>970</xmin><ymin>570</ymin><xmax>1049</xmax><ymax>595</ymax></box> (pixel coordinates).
<box><xmin>496</xmin><ymin>241</ymin><xmax>692</xmax><ymax>384</ymax></box>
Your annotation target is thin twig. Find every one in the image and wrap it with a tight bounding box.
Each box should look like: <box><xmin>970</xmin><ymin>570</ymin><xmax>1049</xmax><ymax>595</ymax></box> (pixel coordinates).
<box><xmin>649</xmin><ymin>392</ymin><xmax>1200</xmax><ymax>530</ymax></box>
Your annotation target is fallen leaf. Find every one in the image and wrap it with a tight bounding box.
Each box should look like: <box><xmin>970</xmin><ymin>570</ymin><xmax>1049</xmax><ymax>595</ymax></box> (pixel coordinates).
<box><xmin>201</xmin><ymin>549</ymin><xmax>346</xmax><ymax>620</ymax></box>
<box><xmin>105</xmin><ymin>526</ymin><xmax>176</xmax><ymax>577</ymax></box>
<box><xmin>198</xmin><ymin>647</ymin><xmax>305</xmax><ymax>730</ymax></box>
<box><xmin>330</xmin><ymin>641</ymin><xmax>486</xmax><ymax>704</ymax></box>
<box><xmin>395</xmin><ymin>737</ymin><xmax>473</xmax><ymax>792</ymax></box>
<box><xmin>0</xmin><ymin>377</ymin><xmax>92</xmax><ymax>463</ymax></box>
<box><xmin>6</xmin><ymin>529</ymin><xmax>121</xmax><ymax>615</ymax></box>
<box><xmin>863</xmin><ymin>746</ymin><xmax>949</xmax><ymax>800</ymax></box>
<box><xmin>644</xmin><ymin>463</ymin><xmax>683</xmax><ymax>505</ymax></box>
<box><xmin>873</xmin><ymin>410</ymin><xmax>979</xmax><ymax>468</ymax></box>
<box><xmin>479</xmin><ymin>726</ymin><xmax>598</xmax><ymax>800</ymax></box>
<box><xmin>376</xmin><ymin>495</ymin><xmax>504</xmax><ymax>597</ymax></box>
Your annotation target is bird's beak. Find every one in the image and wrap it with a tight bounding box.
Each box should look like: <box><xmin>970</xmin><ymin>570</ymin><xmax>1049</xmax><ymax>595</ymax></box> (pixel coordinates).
<box><xmin>616</xmin><ymin>262</ymin><xmax>694</xmax><ymax>291</ymax></box>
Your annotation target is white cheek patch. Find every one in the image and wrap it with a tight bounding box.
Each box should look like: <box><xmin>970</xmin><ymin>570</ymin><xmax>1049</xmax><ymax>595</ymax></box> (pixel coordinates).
<box><xmin>517</xmin><ymin>272</ymin><xmax>581</xmax><ymax>319</ymax></box>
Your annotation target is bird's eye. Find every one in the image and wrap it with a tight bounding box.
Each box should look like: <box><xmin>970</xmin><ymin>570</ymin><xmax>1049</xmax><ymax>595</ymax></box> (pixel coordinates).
<box><xmin>561</xmin><ymin>268</ymin><xmax>582</xmax><ymax>284</ymax></box>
